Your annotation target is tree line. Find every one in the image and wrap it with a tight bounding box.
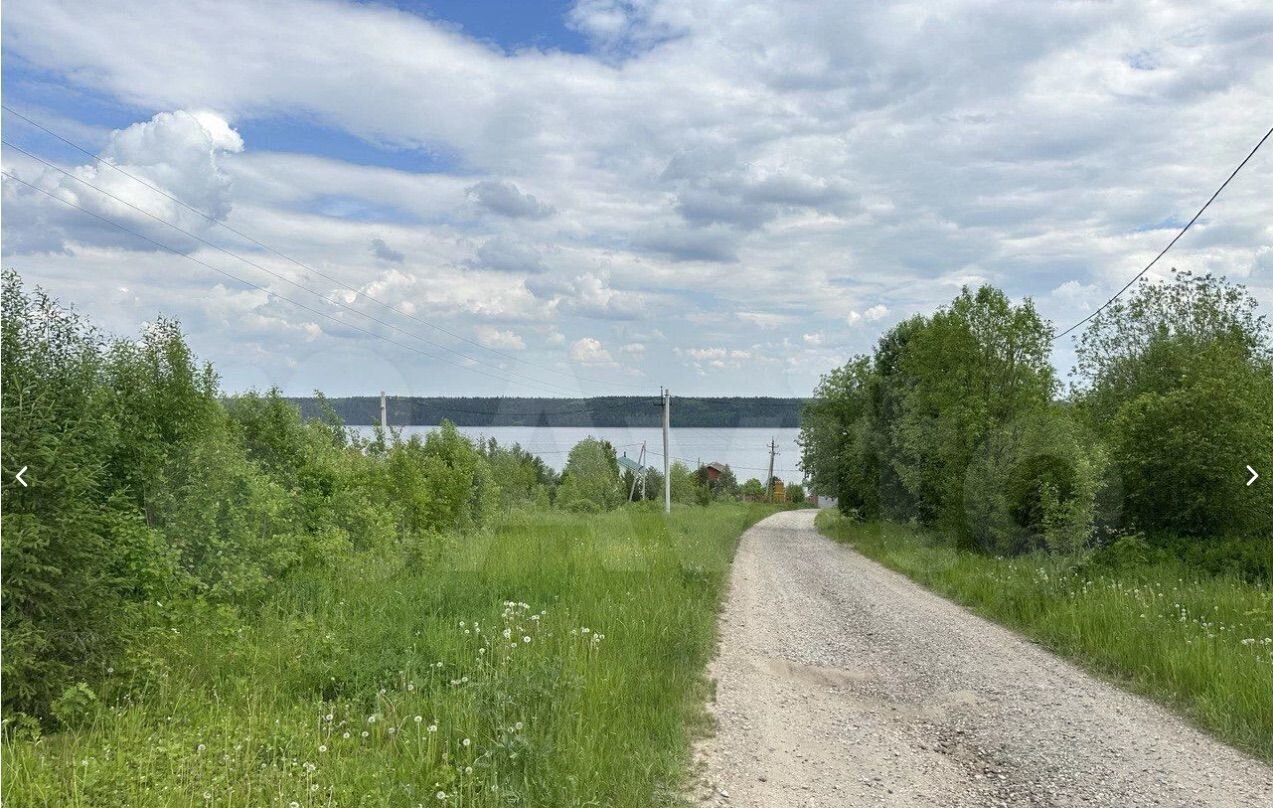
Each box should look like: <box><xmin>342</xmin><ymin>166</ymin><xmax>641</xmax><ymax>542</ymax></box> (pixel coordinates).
<box><xmin>799</xmin><ymin>272</ymin><xmax>1273</xmax><ymax>576</ymax></box>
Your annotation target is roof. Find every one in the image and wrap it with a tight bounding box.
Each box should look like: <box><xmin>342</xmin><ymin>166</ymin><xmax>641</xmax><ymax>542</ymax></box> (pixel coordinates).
<box><xmin>617</xmin><ymin>455</ymin><xmax>646</xmax><ymax>473</ymax></box>
<box><xmin>706</xmin><ymin>461</ymin><xmax>729</xmax><ymax>473</ymax></box>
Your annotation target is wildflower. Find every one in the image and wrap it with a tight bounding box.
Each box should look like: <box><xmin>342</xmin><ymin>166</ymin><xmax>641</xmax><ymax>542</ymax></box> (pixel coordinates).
<box><xmin>361</xmin><ymin>731</ymin><xmax>370</xmax><ymax>738</ymax></box>
<box><xmin>318</xmin><ymin>745</ymin><xmax>328</xmax><ymax>753</ymax></box>
<box><xmin>368</xmin><ymin>715</ymin><xmax>377</xmax><ymax>724</ymax></box>
<box><xmin>428</xmin><ymin>724</ymin><xmax>438</xmax><ymax>733</ymax></box>
<box><xmin>462</xmin><ymin>737</ymin><xmax>471</xmax><ymax>747</ymax></box>
<box><xmin>514</xmin><ymin>721</ymin><xmax>524</xmax><ymax>731</ymax></box>
<box><xmin>203</xmin><ymin>793</ymin><xmax>212</xmax><ymax>801</ymax></box>
<box><xmin>523</xmin><ymin>636</ymin><xmax>532</xmax><ymax>644</ymax></box>
<box><xmin>464</xmin><ymin>766</ymin><xmax>473</xmax><ymax>775</ymax></box>
<box><xmin>291</xmin><ymin>803</ymin><xmax>300</xmax><ymax>808</ymax></box>
<box><xmin>324</xmin><ymin>713</ymin><xmax>333</xmax><ymax>722</ymax></box>
<box><xmin>342</xmin><ymin>732</ymin><xmax>351</xmax><ymax>739</ymax></box>
<box><xmin>197</xmin><ymin>743</ymin><xmax>207</xmax><ymax>753</ymax></box>
<box><xmin>407</xmin><ymin>682</ymin><xmax>415</xmax><ymax>691</ymax></box>
<box><xmin>415</xmin><ymin>715</ymin><xmax>423</xmax><ymax>723</ymax></box>
<box><xmin>436</xmin><ymin>791</ymin><xmax>447</xmax><ymax>800</ymax></box>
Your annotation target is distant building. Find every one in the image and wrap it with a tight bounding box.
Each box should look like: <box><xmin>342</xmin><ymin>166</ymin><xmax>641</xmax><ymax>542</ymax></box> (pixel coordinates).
<box><xmin>770</xmin><ymin>478</ymin><xmax>785</xmax><ymax>502</ymax></box>
<box><xmin>704</xmin><ymin>461</ymin><xmax>729</xmax><ymax>482</ymax></box>
<box><xmin>617</xmin><ymin>454</ymin><xmax>646</xmax><ymax>476</ymax></box>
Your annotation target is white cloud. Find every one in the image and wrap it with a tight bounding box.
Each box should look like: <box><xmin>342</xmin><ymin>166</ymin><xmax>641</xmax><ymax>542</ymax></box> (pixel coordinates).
<box><xmin>3</xmin><ymin>0</ymin><xmax>1271</xmax><ymax>395</ymax></box>
<box><xmin>620</xmin><ymin>342</ymin><xmax>645</xmax><ymax>354</ymax></box>
<box><xmin>476</xmin><ymin>326</ymin><xmax>526</xmax><ymax>350</ymax></box>
<box><xmin>802</xmin><ymin>332</ymin><xmax>823</xmax><ymax>346</ymax></box>
<box><xmin>569</xmin><ymin>337</ymin><xmax>616</xmax><ymax>366</ymax></box>
<box><xmin>4</xmin><ymin>109</ymin><xmax>243</xmax><ymax>254</ymax></box>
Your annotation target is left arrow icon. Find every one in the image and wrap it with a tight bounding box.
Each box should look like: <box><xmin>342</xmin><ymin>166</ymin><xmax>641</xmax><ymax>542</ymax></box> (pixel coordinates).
<box><xmin>16</xmin><ymin>466</ymin><xmax>29</xmax><ymax>487</ymax></box>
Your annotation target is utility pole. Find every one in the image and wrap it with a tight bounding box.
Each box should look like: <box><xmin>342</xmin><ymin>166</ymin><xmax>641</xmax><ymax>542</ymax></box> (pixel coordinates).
<box><xmin>766</xmin><ymin>437</ymin><xmax>778</xmax><ymax>502</ymax></box>
<box><xmin>380</xmin><ymin>390</ymin><xmax>388</xmax><ymax>430</ymax></box>
<box><xmin>628</xmin><ymin>441</ymin><xmax>647</xmax><ymax>503</ymax></box>
<box><xmin>662</xmin><ymin>387</ymin><xmax>671</xmax><ymax>514</ymax></box>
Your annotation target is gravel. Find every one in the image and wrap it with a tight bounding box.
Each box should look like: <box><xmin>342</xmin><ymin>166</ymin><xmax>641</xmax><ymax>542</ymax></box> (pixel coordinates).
<box><xmin>691</xmin><ymin>510</ymin><xmax>1273</xmax><ymax>807</ymax></box>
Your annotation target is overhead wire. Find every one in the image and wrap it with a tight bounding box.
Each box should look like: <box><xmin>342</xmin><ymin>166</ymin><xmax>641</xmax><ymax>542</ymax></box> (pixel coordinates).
<box><xmin>1052</xmin><ymin>124</ymin><xmax>1273</xmax><ymax>342</ymax></box>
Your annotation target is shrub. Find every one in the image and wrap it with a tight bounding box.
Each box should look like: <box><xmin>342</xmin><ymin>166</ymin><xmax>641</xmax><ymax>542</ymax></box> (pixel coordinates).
<box><xmin>557</xmin><ymin>437</ymin><xmax>621</xmax><ymax>511</ymax></box>
<box><xmin>964</xmin><ymin>409</ymin><xmax>1109</xmax><ymax>555</ymax></box>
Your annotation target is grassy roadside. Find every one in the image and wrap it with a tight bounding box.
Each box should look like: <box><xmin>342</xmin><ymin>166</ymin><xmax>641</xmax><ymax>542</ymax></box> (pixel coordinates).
<box><xmin>4</xmin><ymin>504</ymin><xmax>779</xmax><ymax>808</ymax></box>
<box><xmin>816</xmin><ymin>511</ymin><xmax>1273</xmax><ymax>764</ymax></box>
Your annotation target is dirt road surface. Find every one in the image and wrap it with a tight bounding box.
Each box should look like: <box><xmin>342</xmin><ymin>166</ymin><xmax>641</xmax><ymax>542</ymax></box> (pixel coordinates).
<box><xmin>692</xmin><ymin>510</ymin><xmax>1273</xmax><ymax>807</ymax></box>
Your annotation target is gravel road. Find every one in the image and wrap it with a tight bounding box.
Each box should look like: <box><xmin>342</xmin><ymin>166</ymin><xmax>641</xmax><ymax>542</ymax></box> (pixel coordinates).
<box><xmin>692</xmin><ymin>510</ymin><xmax>1273</xmax><ymax>807</ymax></box>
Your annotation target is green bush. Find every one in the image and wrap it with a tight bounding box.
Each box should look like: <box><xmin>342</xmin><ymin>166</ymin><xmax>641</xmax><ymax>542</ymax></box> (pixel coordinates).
<box><xmin>556</xmin><ymin>437</ymin><xmax>621</xmax><ymax>511</ymax></box>
<box><xmin>964</xmin><ymin>409</ymin><xmax>1108</xmax><ymax>555</ymax></box>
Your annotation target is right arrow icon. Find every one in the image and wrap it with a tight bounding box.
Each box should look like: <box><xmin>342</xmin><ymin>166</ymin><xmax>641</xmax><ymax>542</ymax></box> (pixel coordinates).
<box><xmin>1248</xmin><ymin>465</ymin><xmax>1260</xmax><ymax>487</ymax></box>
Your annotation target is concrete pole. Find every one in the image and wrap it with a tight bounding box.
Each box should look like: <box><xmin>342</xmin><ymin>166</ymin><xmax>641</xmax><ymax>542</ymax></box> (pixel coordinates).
<box><xmin>663</xmin><ymin>387</ymin><xmax>671</xmax><ymax>514</ymax></box>
<box><xmin>380</xmin><ymin>390</ymin><xmax>388</xmax><ymax>430</ymax></box>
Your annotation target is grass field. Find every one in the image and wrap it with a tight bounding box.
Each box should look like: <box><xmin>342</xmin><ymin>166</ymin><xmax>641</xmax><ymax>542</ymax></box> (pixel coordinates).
<box><xmin>816</xmin><ymin>511</ymin><xmax>1273</xmax><ymax>763</ymax></box>
<box><xmin>4</xmin><ymin>504</ymin><xmax>778</xmax><ymax>808</ymax></box>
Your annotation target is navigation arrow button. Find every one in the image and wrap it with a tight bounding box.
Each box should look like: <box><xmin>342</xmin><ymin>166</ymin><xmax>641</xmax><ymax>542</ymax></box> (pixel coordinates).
<box><xmin>1248</xmin><ymin>465</ymin><xmax>1260</xmax><ymax>487</ymax></box>
<box><xmin>15</xmin><ymin>466</ymin><xmax>28</xmax><ymax>487</ymax></box>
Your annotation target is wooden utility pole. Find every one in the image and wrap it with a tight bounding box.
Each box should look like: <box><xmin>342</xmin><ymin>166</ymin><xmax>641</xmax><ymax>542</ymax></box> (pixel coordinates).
<box><xmin>766</xmin><ymin>437</ymin><xmax>778</xmax><ymax>502</ymax></box>
<box><xmin>628</xmin><ymin>441</ymin><xmax>647</xmax><ymax>503</ymax></box>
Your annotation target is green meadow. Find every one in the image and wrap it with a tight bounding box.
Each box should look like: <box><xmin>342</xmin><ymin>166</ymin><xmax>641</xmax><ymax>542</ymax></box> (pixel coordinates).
<box><xmin>5</xmin><ymin>505</ymin><xmax>778</xmax><ymax>808</ymax></box>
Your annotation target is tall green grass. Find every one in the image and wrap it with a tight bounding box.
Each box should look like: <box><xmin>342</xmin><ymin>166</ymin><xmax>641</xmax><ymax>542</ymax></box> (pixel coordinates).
<box><xmin>4</xmin><ymin>504</ymin><xmax>777</xmax><ymax>808</ymax></box>
<box><xmin>817</xmin><ymin>511</ymin><xmax>1273</xmax><ymax>762</ymax></box>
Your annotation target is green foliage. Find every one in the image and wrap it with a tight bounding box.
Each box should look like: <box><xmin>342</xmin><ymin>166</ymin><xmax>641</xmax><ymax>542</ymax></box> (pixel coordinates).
<box><xmin>1074</xmin><ymin>270</ymin><xmax>1273</xmax><ymax>538</ymax></box>
<box><xmin>668</xmin><ymin>461</ymin><xmax>698</xmax><ymax>504</ymax></box>
<box><xmin>963</xmin><ymin>408</ymin><xmax>1110</xmax><ymax>555</ymax></box>
<box><xmin>556</xmin><ymin>437</ymin><xmax>621</xmax><ymax>511</ymax></box>
<box><xmin>787</xmin><ymin>483</ymin><xmax>805</xmax><ymax>503</ymax></box>
<box><xmin>0</xmin><ymin>273</ymin><xmax>508</xmax><ymax>720</ymax></box>
<box><xmin>800</xmin><ymin>285</ymin><xmax>1055</xmax><ymax>539</ymax></box>
<box><xmin>740</xmin><ymin>478</ymin><xmax>765</xmax><ymax>499</ymax></box>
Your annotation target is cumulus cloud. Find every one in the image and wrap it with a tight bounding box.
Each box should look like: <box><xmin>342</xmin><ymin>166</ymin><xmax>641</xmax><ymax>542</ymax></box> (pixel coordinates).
<box><xmin>569</xmin><ymin>336</ymin><xmax>616</xmax><ymax>366</ymax></box>
<box><xmin>476</xmin><ymin>326</ymin><xmax>526</xmax><ymax>350</ymax></box>
<box><xmin>863</xmin><ymin>305</ymin><xmax>889</xmax><ymax>322</ymax></box>
<box><xmin>3</xmin><ymin>109</ymin><xmax>242</xmax><ymax>254</ymax></box>
<box><xmin>466</xmin><ymin>180</ymin><xmax>554</xmax><ymax>219</ymax></box>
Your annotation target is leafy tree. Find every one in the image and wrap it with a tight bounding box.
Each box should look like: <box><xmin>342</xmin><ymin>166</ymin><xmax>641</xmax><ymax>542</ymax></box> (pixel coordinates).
<box><xmin>892</xmin><ymin>286</ymin><xmax>1055</xmax><ymax>538</ymax></box>
<box><xmin>1074</xmin><ymin>271</ymin><xmax>1273</xmax><ymax>536</ymax></box>
<box><xmin>557</xmin><ymin>437</ymin><xmax>622</xmax><ymax>511</ymax></box>
<box><xmin>668</xmin><ymin>461</ymin><xmax>698</xmax><ymax>504</ymax></box>
<box><xmin>740</xmin><ymin>478</ymin><xmax>765</xmax><ymax>499</ymax></box>
<box><xmin>787</xmin><ymin>483</ymin><xmax>806</xmax><ymax>503</ymax></box>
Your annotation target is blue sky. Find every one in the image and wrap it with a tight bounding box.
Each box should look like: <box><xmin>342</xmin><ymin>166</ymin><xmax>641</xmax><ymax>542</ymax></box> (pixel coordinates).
<box><xmin>3</xmin><ymin>0</ymin><xmax>1271</xmax><ymax>398</ymax></box>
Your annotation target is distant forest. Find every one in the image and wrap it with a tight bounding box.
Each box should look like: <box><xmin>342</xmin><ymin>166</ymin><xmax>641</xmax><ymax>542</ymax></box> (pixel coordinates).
<box><xmin>285</xmin><ymin>396</ymin><xmax>807</xmax><ymax>428</ymax></box>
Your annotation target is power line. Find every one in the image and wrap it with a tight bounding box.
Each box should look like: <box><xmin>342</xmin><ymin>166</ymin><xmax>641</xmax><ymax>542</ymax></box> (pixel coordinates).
<box><xmin>4</xmin><ymin>139</ymin><xmax>600</xmax><ymax>397</ymax></box>
<box><xmin>0</xmin><ymin>169</ymin><xmax>603</xmax><ymax>396</ymax></box>
<box><xmin>1053</xmin><ymin>124</ymin><xmax>1273</xmax><ymax>342</ymax></box>
<box><xmin>1</xmin><ymin>105</ymin><xmax>648</xmax><ymax>392</ymax></box>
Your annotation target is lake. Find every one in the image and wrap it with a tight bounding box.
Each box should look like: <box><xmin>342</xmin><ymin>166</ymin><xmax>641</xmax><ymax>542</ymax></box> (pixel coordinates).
<box><xmin>356</xmin><ymin>425</ymin><xmax>807</xmax><ymax>482</ymax></box>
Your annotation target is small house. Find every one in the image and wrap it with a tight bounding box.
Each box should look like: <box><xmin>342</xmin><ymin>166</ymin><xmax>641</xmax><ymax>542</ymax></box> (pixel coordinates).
<box><xmin>704</xmin><ymin>461</ymin><xmax>729</xmax><ymax>482</ymax></box>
